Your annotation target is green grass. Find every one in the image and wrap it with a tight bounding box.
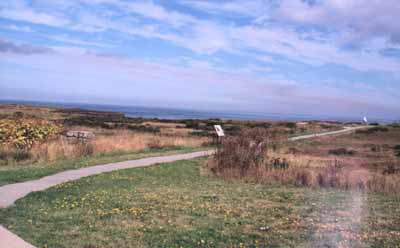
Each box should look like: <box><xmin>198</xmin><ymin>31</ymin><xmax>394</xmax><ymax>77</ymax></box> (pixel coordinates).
<box><xmin>0</xmin><ymin>146</ymin><xmax>204</xmax><ymax>186</ymax></box>
<box><xmin>1</xmin><ymin>159</ymin><xmax>399</xmax><ymax>247</ymax></box>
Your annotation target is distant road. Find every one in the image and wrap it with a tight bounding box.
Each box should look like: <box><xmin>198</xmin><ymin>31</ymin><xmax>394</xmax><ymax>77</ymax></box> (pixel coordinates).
<box><xmin>289</xmin><ymin>126</ymin><xmax>368</xmax><ymax>141</ymax></box>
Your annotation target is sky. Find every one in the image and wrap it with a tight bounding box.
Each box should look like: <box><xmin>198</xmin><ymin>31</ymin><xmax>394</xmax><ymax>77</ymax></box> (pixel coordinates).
<box><xmin>0</xmin><ymin>0</ymin><xmax>399</xmax><ymax>120</ymax></box>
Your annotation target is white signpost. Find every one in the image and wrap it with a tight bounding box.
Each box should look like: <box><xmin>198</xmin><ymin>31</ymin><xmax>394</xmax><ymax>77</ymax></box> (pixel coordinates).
<box><xmin>213</xmin><ymin>125</ymin><xmax>225</xmax><ymax>158</ymax></box>
<box><xmin>214</xmin><ymin>125</ymin><xmax>225</xmax><ymax>137</ymax></box>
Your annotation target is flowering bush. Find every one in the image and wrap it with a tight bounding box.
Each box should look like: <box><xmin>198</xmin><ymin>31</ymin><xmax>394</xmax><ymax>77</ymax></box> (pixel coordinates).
<box><xmin>0</xmin><ymin>119</ymin><xmax>60</xmax><ymax>149</ymax></box>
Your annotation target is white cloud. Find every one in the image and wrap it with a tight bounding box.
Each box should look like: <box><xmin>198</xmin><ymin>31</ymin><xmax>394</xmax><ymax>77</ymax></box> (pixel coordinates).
<box><xmin>181</xmin><ymin>0</ymin><xmax>269</xmax><ymax>17</ymax></box>
<box><xmin>1</xmin><ymin>1</ymin><xmax>399</xmax><ymax>82</ymax></box>
<box><xmin>48</xmin><ymin>34</ymin><xmax>112</xmax><ymax>48</ymax></box>
<box><xmin>0</xmin><ymin>1</ymin><xmax>69</xmax><ymax>27</ymax></box>
<box><xmin>125</xmin><ymin>1</ymin><xmax>196</xmax><ymax>27</ymax></box>
<box><xmin>2</xmin><ymin>24</ymin><xmax>33</xmax><ymax>32</ymax></box>
<box><xmin>273</xmin><ymin>0</ymin><xmax>400</xmax><ymax>44</ymax></box>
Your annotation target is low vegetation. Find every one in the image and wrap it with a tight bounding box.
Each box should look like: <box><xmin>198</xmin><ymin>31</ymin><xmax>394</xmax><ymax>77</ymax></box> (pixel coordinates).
<box><xmin>208</xmin><ymin>126</ymin><xmax>400</xmax><ymax>193</ymax></box>
<box><xmin>0</xmin><ymin>118</ymin><xmax>60</xmax><ymax>149</ymax></box>
<box><xmin>0</xmin><ymin>105</ymin><xmax>210</xmax><ymax>185</ymax></box>
<box><xmin>0</xmin><ymin>146</ymin><xmax>199</xmax><ymax>186</ymax></box>
<box><xmin>0</xmin><ymin>107</ymin><xmax>210</xmax><ymax>167</ymax></box>
<box><xmin>1</xmin><ymin>159</ymin><xmax>399</xmax><ymax>247</ymax></box>
<box><xmin>1</xmin><ymin>104</ymin><xmax>400</xmax><ymax>247</ymax></box>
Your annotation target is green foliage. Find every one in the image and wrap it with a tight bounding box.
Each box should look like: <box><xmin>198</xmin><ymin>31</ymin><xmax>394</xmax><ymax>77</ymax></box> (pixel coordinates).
<box><xmin>1</xmin><ymin>160</ymin><xmax>399</xmax><ymax>247</ymax></box>
<box><xmin>356</xmin><ymin>126</ymin><xmax>389</xmax><ymax>134</ymax></box>
<box><xmin>328</xmin><ymin>147</ymin><xmax>356</xmax><ymax>156</ymax></box>
<box><xmin>0</xmin><ymin>146</ymin><xmax>199</xmax><ymax>186</ymax></box>
<box><xmin>127</xmin><ymin>125</ymin><xmax>160</xmax><ymax>133</ymax></box>
<box><xmin>184</xmin><ymin>120</ymin><xmax>201</xmax><ymax>129</ymax></box>
<box><xmin>394</xmin><ymin>145</ymin><xmax>400</xmax><ymax>157</ymax></box>
<box><xmin>189</xmin><ymin>131</ymin><xmax>212</xmax><ymax>137</ymax></box>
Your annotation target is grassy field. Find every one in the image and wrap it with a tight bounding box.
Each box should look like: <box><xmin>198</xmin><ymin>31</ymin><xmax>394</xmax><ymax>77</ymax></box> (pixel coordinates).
<box><xmin>0</xmin><ymin>158</ymin><xmax>399</xmax><ymax>247</ymax></box>
<box><xmin>1</xmin><ymin>104</ymin><xmax>399</xmax><ymax>247</ymax></box>
<box><xmin>0</xmin><ymin>146</ymin><xmax>202</xmax><ymax>186</ymax></box>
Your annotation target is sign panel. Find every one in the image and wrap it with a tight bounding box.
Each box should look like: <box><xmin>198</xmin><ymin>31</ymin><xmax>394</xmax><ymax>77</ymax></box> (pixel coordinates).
<box><xmin>214</xmin><ymin>125</ymin><xmax>225</xmax><ymax>137</ymax></box>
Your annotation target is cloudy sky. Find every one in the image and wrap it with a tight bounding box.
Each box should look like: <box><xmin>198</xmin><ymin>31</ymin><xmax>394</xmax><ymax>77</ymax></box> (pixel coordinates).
<box><xmin>0</xmin><ymin>0</ymin><xmax>399</xmax><ymax>120</ymax></box>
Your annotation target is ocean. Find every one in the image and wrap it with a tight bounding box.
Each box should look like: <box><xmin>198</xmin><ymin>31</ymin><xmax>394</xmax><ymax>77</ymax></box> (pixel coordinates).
<box><xmin>0</xmin><ymin>99</ymin><xmax>398</xmax><ymax>123</ymax></box>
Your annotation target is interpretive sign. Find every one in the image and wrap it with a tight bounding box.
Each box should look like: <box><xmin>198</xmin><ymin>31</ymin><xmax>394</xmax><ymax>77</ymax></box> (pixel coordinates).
<box><xmin>214</xmin><ymin>125</ymin><xmax>225</xmax><ymax>137</ymax></box>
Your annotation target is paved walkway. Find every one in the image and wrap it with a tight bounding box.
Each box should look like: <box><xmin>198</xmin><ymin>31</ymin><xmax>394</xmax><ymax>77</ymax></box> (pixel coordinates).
<box><xmin>0</xmin><ymin>150</ymin><xmax>213</xmax><ymax>248</ymax></box>
<box><xmin>0</xmin><ymin>150</ymin><xmax>214</xmax><ymax>208</ymax></box>
<box><xmin>289</xmin><ymin>126</ymin><xmax>366</xmax><ymax>141</ymax></box>
<box><xmin>0</xmin><ymin>225</ymin><xmax>35</xmax><ymax>248</ymax></box>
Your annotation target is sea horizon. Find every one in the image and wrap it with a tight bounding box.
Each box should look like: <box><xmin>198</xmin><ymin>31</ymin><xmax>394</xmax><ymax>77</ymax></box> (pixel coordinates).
<box><xmin>0</xmin><ymin>99</ymin><xmax>398</xmax><ymax>124</ymax></box>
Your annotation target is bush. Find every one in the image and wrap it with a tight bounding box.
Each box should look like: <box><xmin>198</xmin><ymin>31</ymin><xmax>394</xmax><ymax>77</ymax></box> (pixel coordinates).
<box><xmin>393</xmin><ymin>145</ymin><xmax>400</xmax><ymax>157</ymax></box>
<box><xmin>0</xmin><ymin>148</ymin><xmax>7</xmax><ymax>161</ymax></box>
<box><xmin>383</xmin><ymin>164</ymin><xmax>400</xmax><ymax>175</ymax></box>
<box><xmin>12</xmin><ymin>149</ymin><xmax>32</xmax><ymax>161</ymax></box>
<box><xmin>127</xmin><ymin>125</ymin><xmax>160</xmax><ymax>133</ymax></box>
<box><xmin>245</xmin><ymin>122</ymin><xmax>272</xmax><ymax>129</ymax></box>
<box><xmin>224</xmin><ymin>125</ymin><xmax>242</xmax><ymax>135</ymax></box>
<box><xmin>356</xmin><ymin>126</ymin><xmax>389</xmax><ymax>135</ymax></box>
<box><xmin>316</xmin><ymin>160</ymin><xmax>342</xmax><ymax>187</ymax></box>
<box><xmin>0</xmin><ymin>118</ymin><xmax>60</xmax><ymax>149</ymax></box>
<box><xmin>147</xmin><ymin>138</ymin><xmax>163</xmax><ymax>149</ymax></box>
<box><xmin>328</xmin><ymin>147</ymin><xmax>356</xmax><ymax>156</ymax></box>
<box><xmin>184</xmin><ymin>120</ymin><xmax>200</xmax><ymax>129</ymax></box>
<box><xmin>212</xmin><ymin>128</ymin><xmax>284</xmax><ymax>175</ymax></box>
<box><xmin>75</xmin><ymin>142</ymin><xmax>95</xmax><ymax>157</ymax></box>
<box><xmin>190</xmin><ymin>131</ymin><xmax>211</xmax><ymax>137</ymax></box>
<box><xmin>269</xmin><ymin>157</ymin><xmax>289</xmax><ymax>170</ymax></box>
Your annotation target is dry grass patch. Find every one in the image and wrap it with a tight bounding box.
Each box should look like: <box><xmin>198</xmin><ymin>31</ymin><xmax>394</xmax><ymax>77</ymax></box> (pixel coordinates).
<box><xmin>208</xmin><ymin>126</ymin><xmax>400</xmax><ymax>194</ymax></box>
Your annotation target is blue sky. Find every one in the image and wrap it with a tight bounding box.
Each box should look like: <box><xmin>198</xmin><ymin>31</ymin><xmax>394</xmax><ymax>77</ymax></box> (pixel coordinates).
<box><xmin>0</xmin><ymin>0</ymin><xmax>399</xmax><ymax>120</ymax></box>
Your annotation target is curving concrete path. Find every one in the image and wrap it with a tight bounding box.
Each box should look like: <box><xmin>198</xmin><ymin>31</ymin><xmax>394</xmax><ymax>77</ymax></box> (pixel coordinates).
<box><xmin>0</xmin><ymin>225</ymin><xmax>35</xmax><ymax>248</ymax></box>
<box><xmin>0</xmin><ymin>150</ymin><xmax>214</xmax><ymax>248</ymax></box>
<box><xmin>0</xmin><ymin>150</ymin><xmax>214</xmax><ymax>208</ymax></box>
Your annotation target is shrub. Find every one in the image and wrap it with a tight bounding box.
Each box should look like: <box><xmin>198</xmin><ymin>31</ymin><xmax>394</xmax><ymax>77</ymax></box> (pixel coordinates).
<box><xmin>127</xmin><ymin>125</ymin><xmax>160</xmax><ymax>133</ymax></box>
<box><xmin>75</xmin><ymin>142</ymin><xmax>95</xmax><ymax>157</ymax></box>
<box><xmin>0</xmin><ymin>118</ymin><xmax>60</xmax><ymax>149</ymax></box>
<box><xmin>212</xmin><ymin>128</ymin><xmax>284</xmax><ymax>175</ymax></box>
<box><xmin>184</xmin><ymin>120</ymin><xmax>200</xmax><ymax>129</ymax></box>
<box><xmin>356</xmin><ymin>126</ymin><xmax>389</xmax><ymax>134</ymax></box>
<box><xmin>224</xmin><ymin>125</ymin><xmax>242</xmax><ymax>135</ymax></box>
<box><xmin>190</xmin><ymin>131</ymin><xmax>211</xmax><ymax>137</ymax></box>
<box><xmin>316</xmin><ymin>160</ymin><xmax>342</xmax><ymax>187</ymax></box>
<box><xmin>328</xmin><ymin>147</ymin><xmax>356</xmax><ymax>156</ymax></box>
<box><xmin>147</xmin><ymin>138</ymin><xmax>163</xmax><ymax>149</ymax></box>
<box><xmin>383</xmin><ymin>164</ymin><xmax>400</xmax><ymax>175</ymax></box>
<box><xmin>269</xmin><ymin>157</ymin><xmax>289</xmax><ymax>170</ymax></box>
<box><xmin>245</xmin><ymin>122</ymin><xmax>272</xmax><ymax>129</ymax></box>
<box><xmin>12</xmin><ymin>149</ymin><xmax>32</xmax><ymax>161</ymax></box>
<box><xmin>285</xmin><ymin>122</ymin><xmax>297</xmax><ymax>129</ymax></box>
<box><xmin>393</xmin><ymin>145</ymin><xmax>400</xmax><ymax>157</ymax></box>
<box><xmin>288</xmin><ymin>147</ymin><xmax>300</xmax><ymax>154</ymax></box>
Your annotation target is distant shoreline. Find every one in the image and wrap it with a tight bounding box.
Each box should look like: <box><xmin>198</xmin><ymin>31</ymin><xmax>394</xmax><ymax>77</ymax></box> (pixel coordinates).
<box><xmin>0</xmin><ymin>99</ymin><xmax>397</xmax><ymax>123</ymax></box>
